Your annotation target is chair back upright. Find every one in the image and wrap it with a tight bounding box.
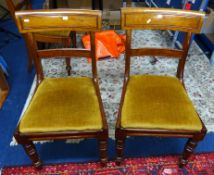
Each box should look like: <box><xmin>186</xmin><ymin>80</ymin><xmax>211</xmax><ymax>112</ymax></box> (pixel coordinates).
<box><xmin>15</xmin><ymin>9</ymin><xmax>101</xmax><ymax>85</ymax></box>
<box><xmin>121</xmin><ymin>8</ymin><xmax>205</xmax><ymax>83</ymax></box>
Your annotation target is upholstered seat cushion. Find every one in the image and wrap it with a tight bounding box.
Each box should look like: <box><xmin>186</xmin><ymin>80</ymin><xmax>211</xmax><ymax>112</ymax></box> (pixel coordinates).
<box><xmin>121</xmin><ymin>75</ymin><xmax>202</xmax><ymax>131</ymax></box>
<box><xmin>19</xmin><ymin>77</ymin><xmax>103</xmax><ymax>133</ymax></box>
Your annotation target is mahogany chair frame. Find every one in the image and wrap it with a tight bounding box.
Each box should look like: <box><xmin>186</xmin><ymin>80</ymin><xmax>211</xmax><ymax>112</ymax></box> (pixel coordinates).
<box><xmin>6</xmin><ymin>0</ymin><xmax>76</xmax><ymax>74</ymax></box>
<box><xmin>115</xmin><ymin>8</ymin><xmax>207</xmax><ymax>167</ymax></box>
<box><xmin>14</xmin><ymin>9</ymin><xmax>108</xmax><ymax>169</ymax></box>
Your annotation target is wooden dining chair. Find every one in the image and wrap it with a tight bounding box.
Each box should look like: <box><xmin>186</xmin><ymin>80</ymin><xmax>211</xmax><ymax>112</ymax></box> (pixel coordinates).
<box><xmin>6</xmin><ymin>0</ymin><xmax>76</xmax><ymax>74</ymax></box>
<box><xmin>14</xmin><ymin>9</ymin><xmax>108</xmax><ymax>169</ymax></box>
<box><xmin>115</xmin><ymin>7</ymin><xmax>207</xmax><ymax>167</ymax></box>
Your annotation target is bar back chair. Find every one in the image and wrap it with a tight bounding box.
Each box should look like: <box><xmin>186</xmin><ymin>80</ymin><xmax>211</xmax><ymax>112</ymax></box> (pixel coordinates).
<box><xmin>116</xmin><ymin>7</ymin><xmax>207</xmax><ymax>167</ymax></box>
<box><xmin>6</xmin><ymin>0</ymin><xmax>75</xmax><ymax>74</ymax></box>
<box><xmin>14</xmin><ymin>9</ymin><xmax>108</xmax><ymax>169</ymax></box>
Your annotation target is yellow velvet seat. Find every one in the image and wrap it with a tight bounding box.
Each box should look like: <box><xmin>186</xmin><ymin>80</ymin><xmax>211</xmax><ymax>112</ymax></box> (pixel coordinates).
<box><xmin>121</xmin><ymin>75</ymin><xmax>202</xmax><ymax>131</ymax></box>
<box><xmin>19</xmin><ymin>77</ymin><xmax>102</xmax><ymax>133</ymax></box>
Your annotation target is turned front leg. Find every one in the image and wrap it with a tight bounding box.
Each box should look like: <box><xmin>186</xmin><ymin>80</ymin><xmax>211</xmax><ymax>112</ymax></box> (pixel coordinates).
<box><xmin>180</xmin><ymin>137</ymin><xmax>198</xmax><ymax>167</ymax></box>
<box><xmin>22</xmin><ymin>141</ymin><xmax>42</xmax><ymax>169</ymax></box>
<box><xmin>116</xmin><ymin>138</ymin><xmax>125</xmax><ymax>165</ymax></box>
<box><xmin>99</xmin><ymin>140</ymin><xmax>108</xmax><ymax>166</ymax></box>
<box><xmin>180</xmin><ymin>128</ymin><xmax>206</xmax><ymax>168</ymax></box>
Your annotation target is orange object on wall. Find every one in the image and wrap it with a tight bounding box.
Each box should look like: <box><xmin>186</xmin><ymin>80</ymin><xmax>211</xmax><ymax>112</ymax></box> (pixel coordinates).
<box><xmin>185</xmin><ymin>1</ymin><xmax>192</xmax><ymax>10</ymax></box>
<box><xmin>82</xmin><ymin>30</ymin><xmax>126</xmax><ymax>60</ymax></box>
